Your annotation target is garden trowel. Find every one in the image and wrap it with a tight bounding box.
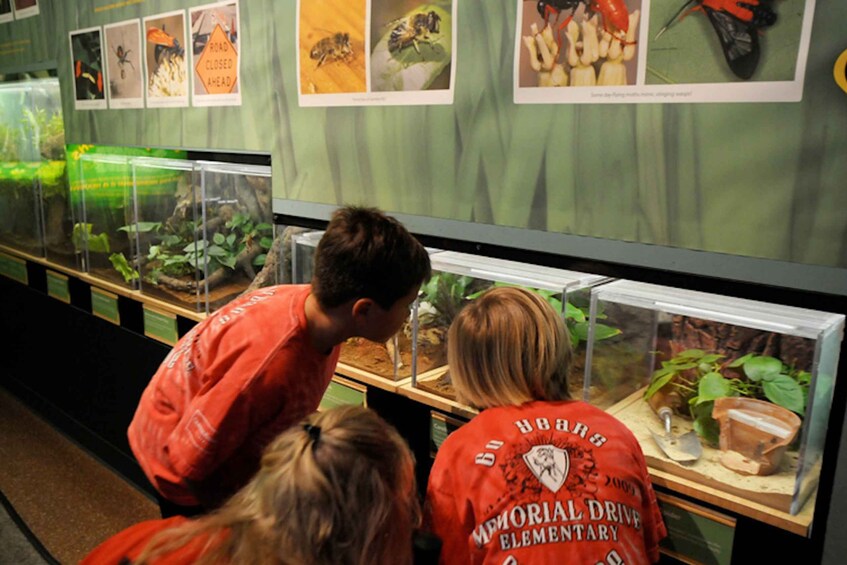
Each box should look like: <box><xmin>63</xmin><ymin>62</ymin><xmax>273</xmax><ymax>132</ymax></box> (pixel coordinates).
<box><xmin>650</xmin><ymin>406</ymin><xmax>702</xmax><ymax>463</ymax></box>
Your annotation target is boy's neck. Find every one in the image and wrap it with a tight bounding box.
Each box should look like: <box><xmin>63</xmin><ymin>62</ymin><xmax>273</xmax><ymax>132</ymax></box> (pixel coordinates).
<box><xmin>304</xmin><ymin>292</ymin><xmax>350</xmax><ymax>355</ymax></box>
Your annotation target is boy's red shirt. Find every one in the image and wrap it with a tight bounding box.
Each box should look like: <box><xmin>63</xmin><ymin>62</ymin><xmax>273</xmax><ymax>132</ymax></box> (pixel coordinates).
<box><xmin>426</xmin><ymin>400</ymin><xmax>667</xmax><ymax>565</ymax></box>
<box><xmin>128</xmin><ymin>284</ymin><xmax>341</xmax><ymax>506</ymax></box>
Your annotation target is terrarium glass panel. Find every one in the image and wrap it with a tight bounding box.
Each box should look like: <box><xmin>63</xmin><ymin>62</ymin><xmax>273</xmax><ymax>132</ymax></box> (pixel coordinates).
<box><xmin>131</xmin><ymin>157</ymin><xmax>200</xmax><ymax>308</ymax></box>
<box><xmin>0</xmin><ymin>78</ymin><xmax>65</xmax><ymax>257</ymax></box>
<box><xmin>194</xmin><ymin>161</ymin><xmax>274</xmax><ymax>312</ymax></box>
<box><xmin>78</xmin><ymin>154</ymin><xmax>138</xmax><ymax>288</ymax></box>
<box><xmin>291</xmin><ymin>231</ymin><xmax>442</xmax><ymax>382</ymax></box>
<box><xmin>132</xmin><ymin>159</ymin><xmax>274</xmax><ymax>313</ymax></box>
<box><xmin>584</xmin><ymin>280</ymin><xmax>845</xmax><ymax>516</ymax></box>
<box><xmin>413</xmin><ymin>251</ymin><xmax>610</xmax><ymax>401</ymax></box>
<box><xmin>290</xmin><ymin>229</ymin><xmax>324</xmax><ymax>286</ymax></box>
<box><xmin>36</xmin><ymin>81</ymin><xmax>76</xmax><ymax>270</ymax></box>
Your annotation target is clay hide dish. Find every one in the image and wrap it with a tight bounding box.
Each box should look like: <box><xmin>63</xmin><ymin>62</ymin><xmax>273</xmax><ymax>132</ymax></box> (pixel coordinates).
<box><xmin>712</xmin><ymin>397</ymin><xmax>801</xmax><ymax>476</ymax></box>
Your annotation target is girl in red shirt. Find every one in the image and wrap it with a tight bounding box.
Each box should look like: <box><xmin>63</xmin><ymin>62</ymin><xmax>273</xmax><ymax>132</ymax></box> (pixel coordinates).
<box><xmin>83</xmin><ymin>405</ymin><xmax>420</xmax><ymax>565</ymax></box>
<box><xmin>426</xmin><ymin>287</ymin><xmax>666</xmax><ymax>565</ymax></box>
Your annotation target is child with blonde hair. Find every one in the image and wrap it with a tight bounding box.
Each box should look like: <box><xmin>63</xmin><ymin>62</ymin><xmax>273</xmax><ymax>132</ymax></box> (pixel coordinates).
<box><xmin>426</xmin><ymin>286</ymin><xmax>666</xmax><ymax>564</ymax></box>
<box><xmin>84</xmin><ymin>406</ymin><xmax>420</xmax><ymax>565</ymax></box>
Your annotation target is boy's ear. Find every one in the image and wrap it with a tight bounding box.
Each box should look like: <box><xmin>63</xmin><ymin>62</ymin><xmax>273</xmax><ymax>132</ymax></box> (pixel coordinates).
<box><xmin>351</xmin><ymin>297</ymin><xmax>375</xmax><ymax>319</ymax></box>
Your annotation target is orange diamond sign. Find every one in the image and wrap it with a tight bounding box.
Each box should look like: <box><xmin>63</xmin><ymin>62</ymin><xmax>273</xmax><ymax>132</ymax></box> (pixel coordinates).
<box><xmin>195</xmin><ymin>23</ymin><xmax>238</xmax><ymax>94</ymax></box>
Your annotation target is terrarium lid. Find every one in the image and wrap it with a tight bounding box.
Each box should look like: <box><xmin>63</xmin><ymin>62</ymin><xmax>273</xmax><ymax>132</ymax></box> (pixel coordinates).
<box><xmin>593</xmin><ymin>280</ymin><xmax>845</xmax><ymax>339</ymax></box>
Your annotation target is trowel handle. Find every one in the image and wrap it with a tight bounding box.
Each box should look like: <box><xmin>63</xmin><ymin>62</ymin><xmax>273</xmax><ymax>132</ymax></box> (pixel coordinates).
<box><xmin>657</xmin><ymin>406</ymin><xmax>673</xmax><ymax>435</ymax></box>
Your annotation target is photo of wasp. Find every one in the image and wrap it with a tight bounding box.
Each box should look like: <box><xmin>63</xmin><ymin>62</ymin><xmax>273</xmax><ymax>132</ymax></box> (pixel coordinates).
<box><xmin>654</xmin><ymin>0</ymin><xmax>776</xmax><ymax>80</ymax></box>
<box><xmin>387</xmin><ymin>10</ymin><xmax>441</xmax><ymax>55</ymax></box>
<box><xmin>310</xmin><ymin>32</ymin><xmax>354</xmax><ymax>68</ymax></box>
<box><xmin>147</xmin><ymin>24</ymin><xmax>185</xmax><ymax>64</ymax></box>
<box><xmin>537</xmin><ymin>0</ymin><xmax>632</xmax><ymax>48</ymax></box>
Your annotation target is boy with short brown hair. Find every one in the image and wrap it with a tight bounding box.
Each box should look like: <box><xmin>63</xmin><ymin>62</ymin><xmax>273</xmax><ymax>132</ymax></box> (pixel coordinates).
<box><xmin>129</xmin><ymin>205</ymin><xmax>430</xmax><ymax>515</ymax></box>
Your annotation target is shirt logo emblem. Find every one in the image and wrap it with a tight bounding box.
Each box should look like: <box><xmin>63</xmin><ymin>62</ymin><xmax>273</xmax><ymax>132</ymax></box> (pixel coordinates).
<box><xmin>522</xmin><ymin>445</ymin><xmax>569</xmax><ymax>493</ymax></box>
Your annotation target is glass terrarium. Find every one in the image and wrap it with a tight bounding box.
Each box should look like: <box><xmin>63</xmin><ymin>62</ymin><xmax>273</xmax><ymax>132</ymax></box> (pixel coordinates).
<box><xmin>131</xmin><ymin>158</ymin><xmax>274</xmax><ymax>313</ymax></box>
<box><xmin>291</xmin><ymin>230</ymin><xmax>442</xmax><ymax>382</ymax></box>
<box><xmin>584</xmin><ymin>280</ymin><xmax>844</xmax><ymax>516</ymax></box>
<box><xmin>290</xmin><ymin>229</ymin><xmax>324</xmax><ymax>286</ymax></box>
<box><xmin>0</xmin><ymin>78</ymin><xmax>67</xmax><ymax>258</ymax></box>
<box><xmin>78</xmin><ymin>153</ymin><xmax>138</xmax><ymax>288</ymax></box>
<box><xmin>412</xmin><ymin>251</ymin><xmax>611</xmax><ymax>401</ymax></box>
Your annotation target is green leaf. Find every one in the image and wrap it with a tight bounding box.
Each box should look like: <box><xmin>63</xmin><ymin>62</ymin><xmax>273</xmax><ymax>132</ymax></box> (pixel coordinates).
<box><xmin>206</xmin><ymin>245</ymin><xmax>228</xmax><ymax>258</ymax></box>
<box><xmin>763</xmin><ymin>374</ymin><xmax>805</xmax><ymax>415</ymax></box>
<box><xmin>699</xmin><ymin>354</ymin><xmax>725</xmax><ymax>364</ymax></box>
<box><xmin>565</xmin><ymin>301</ymin><xmax>585</xmax><ymax>322</ymax></box>
<box><xmin>255</xmin><ymin>222</ymin><xmax>273</xmax><ymax>232</ymax></box>
<box><xmin>213</xmin><ymin>232</ymin><xmax>226</xmax><ymax>245</ymax></box>
<box><xmin>259</xmin><ymin>236</ymin><xmax>274</xmax><ymax>249</ymax></box>
<box><xmin>728</xmin><ymin>353</ymin><xmax>755</xmax><ymax>368</ymax></box>
<box><xmin>592</xmin><ymin>323</ymin><xmax>621</xmax><ymax>341</ymax></box>
<box><xmin>696</xmin><ymin>372</ymin><xmax>732</xmax><ymax>403</ymax></box>
<box><xmin>675</xmin><ymin>349</ymin><xmax>705</xmax><ymax>360</ymax></box>
<box><xmin>644</xmin><ymin>369</ymin><xmax>677</xmax><ymax>399</ymax></box>
<box><xmin>254</xmin><ymin>253</ymin><xmax>267</xmax><ymax>267</ymax></box>
<box><xmin>744</xmin><ymin>355</ymin><xmax>783</xmax><ymax>382</ymax></box>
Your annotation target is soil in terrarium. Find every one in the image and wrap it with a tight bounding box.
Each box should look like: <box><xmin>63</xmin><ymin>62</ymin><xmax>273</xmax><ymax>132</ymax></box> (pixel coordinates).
<box><xmin>341</xmin><ymin>322</ymin><xmax>446</xmax><ymax>381</ymax></box>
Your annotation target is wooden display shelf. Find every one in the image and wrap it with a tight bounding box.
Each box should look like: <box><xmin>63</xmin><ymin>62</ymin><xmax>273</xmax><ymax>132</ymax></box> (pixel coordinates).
<box><xmin>397</xmin><ymin>379</ymin><xmax>478</xmax><ymax>421</ymax></box>
<box><xmin>1</xmin><ymin>244</ymin><xmax>206</xmax><ymax>323</ymax></box>
<box><xmin>607</xmin><ymin>388</ymin><xmax>814</xmax><ymax>536</ymax></box>
<box><xmin>335</xmin><ymin>362</ymin><xmax>412</xmax><ymax>393</ymax></box>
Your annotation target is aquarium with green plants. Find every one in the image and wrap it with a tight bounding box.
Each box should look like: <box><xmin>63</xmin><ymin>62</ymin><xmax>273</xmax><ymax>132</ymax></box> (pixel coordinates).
<box><xmin>584</xmin><ymin>280</ymin><xmax>844</xmax><ymax>516</ymax></box>
<box><xmin>0</xmin><ymin>78</ymin><xmax>68</xmax><ymax>259</ymax></box>
<box><xmin>77</xmin><ymin>153</ymin><xmax>138</xmax><ymax>287</ymax></box>
<box><xmin>412</xmin><ymin>251</ymin><xmax>610</xmax><ymax>401</ymax></box>
<box><xmin>128</xmin><ymin>158</ymin><xmax>275</xmax><ymax>313</ymax></box>
<box><xmin>291</xmin><ymin>229</ymin><xmax>443</xmax><ymax>382</ymax></box>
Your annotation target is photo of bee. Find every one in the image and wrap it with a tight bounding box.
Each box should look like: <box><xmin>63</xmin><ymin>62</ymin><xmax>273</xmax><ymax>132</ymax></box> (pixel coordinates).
<box><xmin>370</xmin><ymin>0</ymin><xmax>452</xmax><ymax>92</ymax></box>
<box><xmin>310</xmin><ymin>32</ymin><xmax>354</xmax><ymax>68</ymax></box>
<box><xmin>144</xmin><ymin>11</ymin><xmax>189</xmax><ymax>103</ymax></box>
<box><xmin>387</xmin><ymin>10</ymin><xmax>441</xmax><ymax>55</ymax></box>
<box><xmin>298</xmin><ymin>0</ymin><xmax>366</xmax><ymax>95</ymax></box>
<box><xmin>104</xmin><ymin>20</ymin><xmax>143</xmax><ymax>106</ymax></box>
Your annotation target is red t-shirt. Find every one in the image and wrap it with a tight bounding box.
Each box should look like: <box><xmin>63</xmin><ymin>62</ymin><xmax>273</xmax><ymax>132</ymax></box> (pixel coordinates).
<box><xmin>426</xmin><ymin>401</ymin><xmax>666</xmax><ymax>565</ymax></box>
<box><xmin>80</xmin><ymin>516</ymin><xmax>215</xmax><ymax>564</ymax></box>
<box><xmin>128</xmin><ymin>285</ymin><xmax>341</xmax><ymax>506</ymax></box>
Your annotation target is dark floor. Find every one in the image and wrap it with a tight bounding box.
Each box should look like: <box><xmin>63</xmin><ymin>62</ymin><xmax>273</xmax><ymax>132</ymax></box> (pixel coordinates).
<box><xmin>0</xmin><ymin>386</ymin><xmax>159</xmax><ymax>564</ymax></box>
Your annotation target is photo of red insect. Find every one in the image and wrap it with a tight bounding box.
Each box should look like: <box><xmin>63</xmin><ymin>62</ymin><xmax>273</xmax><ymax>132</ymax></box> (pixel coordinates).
<box><xmin>147</xmin><ymin>25</ymin><xmax>185</xmax><ymax>64</ymax></box>
<box><xmin>537</xmin><ymin>0</ymin><xmax>634</xmax><ymax>48</ymax></box>
<box><xmin>654</xmin><ymin>0</ymin><xmax>777</xmax><ymax>80</ymax></box>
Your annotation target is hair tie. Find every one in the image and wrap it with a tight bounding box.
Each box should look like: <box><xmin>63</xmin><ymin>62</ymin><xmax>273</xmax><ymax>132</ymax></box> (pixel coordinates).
<box><xmin>303</xmin><ymin>423</ymin><xmax>321</xmax><ymax>447</ymax></box>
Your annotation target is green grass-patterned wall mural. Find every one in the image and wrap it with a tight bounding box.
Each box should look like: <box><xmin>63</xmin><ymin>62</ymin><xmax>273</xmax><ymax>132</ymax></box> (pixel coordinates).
<box><xmin>15</xmin><ymin>0</ymin><xmax>846</xmax><ymax>270</ymax></box>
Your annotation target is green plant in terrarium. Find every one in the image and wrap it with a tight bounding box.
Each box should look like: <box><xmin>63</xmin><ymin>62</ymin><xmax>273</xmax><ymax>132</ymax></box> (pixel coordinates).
<box><xmin>418</xmin><ymin>272</ymin><xmax>483</xmax><ymax>328</ymax></box>
<box><xmin>644</xmin><ymin>350</ymin><xmax>809</xmax><ymax>445</ymax></box>
<box><xmin>108</xmin><ymin>252</ymin><xmax>139</xmax><ymax>284</ymax></box>
<box><xmin>466</xmin><ymin>282</ymin><xmax>621</xmax><ymax>349</ymax></box>
<box><xmin>125</xmin><ymin>213</ymin><xmax>274</xmax><ymax>285</ymax></box>
<box><xmin>72</xmin><ymin>222</ymin><xmax>110</xmax><ymax>253</ymax></box>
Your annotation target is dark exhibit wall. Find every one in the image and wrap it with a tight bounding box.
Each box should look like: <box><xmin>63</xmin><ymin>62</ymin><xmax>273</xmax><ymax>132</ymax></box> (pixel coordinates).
<box><xmin>3</xmin><ymin>0</ymin><xmax>846</xmax><ymax>276</ymax></box>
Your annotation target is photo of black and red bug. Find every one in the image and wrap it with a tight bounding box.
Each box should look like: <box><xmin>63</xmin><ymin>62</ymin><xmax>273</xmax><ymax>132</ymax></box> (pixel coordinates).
<box><xmin>518</xmin><ymin>0</ymin><xmax>641</xmax><ymax>88</ymax></box>
<box><xmin>70</xmin><ymin>28</ymin><xmax>106</xmax><ymax>102</ymax></box>
<box><xmin>647</xmin><ymin>0</ymin><xmax>807</xmax><ymax>83</ymax></box>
